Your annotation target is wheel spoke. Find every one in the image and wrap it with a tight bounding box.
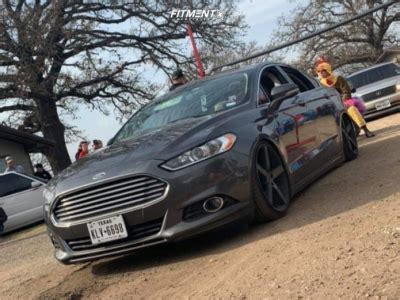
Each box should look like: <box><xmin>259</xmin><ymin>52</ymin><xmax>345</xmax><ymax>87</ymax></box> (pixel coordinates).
<box><xmin>272</xmin><ymin>181</ymin><xmax>289</xmax><ymax>205</ymax></box>
<box><xmin>257</xmin><ymin>164</ymin><xmax>269</xmax><ymax>177</ymax></box>
<box><xmin>267</xmin><ymin>181</ymin><xmax>273</xmax><ymax>205</ymax></box>
<box><xmin>348</xmin><ymin>137</ymin><xmax>357</xmax><ymax>150</ymax></box>
<box><xmin>343</xmin><ymin>127</ymin><xmax>357</xmax><ymax>150</ymax></box>
<box><xmin>263</xmin><ymin>145</ymin><xmax>271</xmax><ymax>171</ymax></box>
<box><xmin>342</xmin><ymin>129</ymin><xmax>351</xmax><ymax>144</ymax></box>
<box><xmin>271</xmin><ymin>165</ymin><xmax>284</xmax><ymax>179</ymax></box>
<box><xmin>345</xmin><ymin>123</ymin><xmax>352</xmax><ymax>134</ymax></box>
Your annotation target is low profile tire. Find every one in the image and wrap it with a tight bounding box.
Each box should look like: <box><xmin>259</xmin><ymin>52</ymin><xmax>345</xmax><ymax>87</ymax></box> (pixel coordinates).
<box><xmin>251</xmin><ymin>141</ymin><xmax>291</xmax><ymax>223</ymax></box>
<box><xmin>342</xmin><ymin>115</ymin><xmax>358</xmax><ymax>161</ymax></box>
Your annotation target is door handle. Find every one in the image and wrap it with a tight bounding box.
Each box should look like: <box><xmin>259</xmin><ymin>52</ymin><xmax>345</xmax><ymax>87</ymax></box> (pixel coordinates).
<box><xmin>297</xmin><ymin>99</ymin><xmax>306</xmax><ymax>106</ymax></box>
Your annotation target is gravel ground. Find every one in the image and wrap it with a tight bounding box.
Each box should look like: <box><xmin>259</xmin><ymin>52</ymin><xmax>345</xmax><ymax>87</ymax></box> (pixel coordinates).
<box><xmin>1</xmin><ymin>114</ymin><xmax>399</xmax><ymax>299</ymax></box>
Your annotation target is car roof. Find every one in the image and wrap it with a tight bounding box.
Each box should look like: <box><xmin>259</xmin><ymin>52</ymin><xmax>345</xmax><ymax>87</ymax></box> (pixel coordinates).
<box><xmin>348</xmin><ymin>62</ymin><xmax>398</xmax><ymax>77</ymax></box>
<box><xmin>194</xmin><ymin>62</ymin><xmax>270</xmax><ymax>82</ymax></box>
<box><xmin>166</xmin><ymin>62</ymin><xmax>275</xmax><ymax>94</ymax></box>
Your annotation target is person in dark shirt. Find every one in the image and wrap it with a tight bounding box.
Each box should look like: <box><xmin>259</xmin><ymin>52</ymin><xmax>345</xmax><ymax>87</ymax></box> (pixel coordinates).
<box><xmin>169</xmin><ymin>69</ymin><xmax>187</xmax><ymax>91</ymax></box>
<box><xmin>34</xmin><ymin>163</ymin><xmax>52</xmax><ymax>181</ymax></box>
<box><xmin>92</xmin><ymin>139</ymin><xmax>103</xmax><ymax>150</ymax></box>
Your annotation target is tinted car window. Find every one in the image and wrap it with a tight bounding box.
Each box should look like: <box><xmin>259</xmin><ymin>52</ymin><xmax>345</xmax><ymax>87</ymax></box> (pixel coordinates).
<box><xmin>260</xmin><ymin>67</ymin><xmax>288</xmax><ymax>97</ymax></box>
<box><xmin>114</xmin><ymin>71</ymin><xmax>252</xmax><ymax>143</ymax></box>
<box><xmin>0</xmin><ymin>158</ymin><xmax>6</xmax><ymax>173</ymax></box>
<box><xmin>347</xmin><ymin>63</ymin><xmax>400</xmax><ymax>89</ymax></box>
<box><xmin>281</xmin><ymin>66</ymin><xmax>315</xmax><ymax>92</ymax></box>
<box><xmin>0</xmin><ymin>173</ymin><xmax>33</xmax><ymax>198</ymax></box>
<box><xmin>258</xmin><ymin>86</ymin><xmax>269</xmax><ymax>105</ymax></box>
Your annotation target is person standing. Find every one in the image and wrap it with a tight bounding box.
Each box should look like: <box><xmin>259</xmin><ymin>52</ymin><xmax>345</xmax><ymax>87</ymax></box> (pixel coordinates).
<box><xmin>4</xmin><ymin>156</ymin><xmax>26</xmax><ymax>173</ymax></box>
<box><xmin>92</xmin><ymin>139</ymin><xmax>103</xmax><ymax>151</ymax></box>
<box><xmin>75</xmin><ymin>142</ymin><xmax>83</xmax><ymax>161</ymax></box>
<box><xmin>34</xmin><ymin>163</ymin><xmax>52</xmax><ymax>181</ymax></box>
<box><xmin>77</xmin><ymin>141</ymin><xmax>89</xmax><ymax>160</ymax></box>
<box><xmin>169</xmin><ymin>69</ymin><xmax>187</xmax><ymax>91</ymax></box>
<box><xmin>316</xmin><ymin>59</ymin><xmax>375</xmax><ymax>138</ymax></box>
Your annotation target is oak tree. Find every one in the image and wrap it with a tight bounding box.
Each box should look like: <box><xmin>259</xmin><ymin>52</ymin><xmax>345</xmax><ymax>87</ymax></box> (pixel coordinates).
<box><xmin>0</xmin><ymin>0</ymin><xmax>246</xmax><ymax>172</ymax></box>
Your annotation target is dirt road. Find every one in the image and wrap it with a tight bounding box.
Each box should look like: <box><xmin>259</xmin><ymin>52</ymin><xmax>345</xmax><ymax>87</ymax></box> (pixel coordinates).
<box><xmin>1</xmin><ymin>114</ymin><xmax>399</xmax><ymax>299</ymax></box>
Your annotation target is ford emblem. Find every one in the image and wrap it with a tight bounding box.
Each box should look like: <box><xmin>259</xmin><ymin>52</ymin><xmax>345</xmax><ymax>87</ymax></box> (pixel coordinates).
<box><xmin>92</xmin><ymin>172</ymin><xmax>106</xmax><ymax>181</ymax></box>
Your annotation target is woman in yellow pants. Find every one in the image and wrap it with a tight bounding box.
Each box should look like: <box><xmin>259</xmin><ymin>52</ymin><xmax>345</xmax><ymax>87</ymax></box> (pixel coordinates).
<box><xmin>316</xmin><ymin>60</ymin><xmax>375</xmax><ymax>138</ymax></box>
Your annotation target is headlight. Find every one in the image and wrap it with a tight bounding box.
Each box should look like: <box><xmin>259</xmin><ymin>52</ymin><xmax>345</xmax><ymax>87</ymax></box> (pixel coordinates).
<box><xmin>161</xmin><ymin>133</ymin><xmax>237</xmax><ymax>171</ymax></box>
<box><xmin>396</xmin><ymin>82</ymin><xmax>400</xmax><ymax>91</ymax></box>
<box><xmin>43</xmin><ymin>188</ymin><xmax>55</xmax><ymax>205</ymax></box>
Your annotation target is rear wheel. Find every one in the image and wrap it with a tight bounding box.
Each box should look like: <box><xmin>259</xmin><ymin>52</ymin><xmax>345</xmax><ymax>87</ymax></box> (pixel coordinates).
<box><xmin>342</xmin><ymin>116</ymin><xmax>358</xmax><ymax>161</ymax></box>
<box><xmin>251</xmin><ymin>141</ymin><xmax>291</xmax><ymax>222</ymax></box>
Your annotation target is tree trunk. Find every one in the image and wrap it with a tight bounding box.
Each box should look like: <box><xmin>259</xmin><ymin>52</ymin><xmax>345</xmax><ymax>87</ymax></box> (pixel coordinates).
<box><xmin>38</xmin><ymin>98</ymin><xmax>71</xmax><ymax>174</ymax></box>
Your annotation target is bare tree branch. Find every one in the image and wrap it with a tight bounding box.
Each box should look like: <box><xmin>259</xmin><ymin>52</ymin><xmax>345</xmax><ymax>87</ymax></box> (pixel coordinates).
<box><xmin>0</xmin><ymin>0</ymin><xmax>246</xmax><ymax>172</ymax></box>
<box><xmin>274</xmin><ymin>0</ymin><xmax>400</xmax><ymax>74</ymax></box>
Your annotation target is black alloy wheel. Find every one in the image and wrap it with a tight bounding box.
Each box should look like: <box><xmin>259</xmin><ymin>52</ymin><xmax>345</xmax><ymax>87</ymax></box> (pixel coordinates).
<box><xmin>252</xmin><ymin>141</ymin><xmax>291</xmax><ymax>222</ymax></box>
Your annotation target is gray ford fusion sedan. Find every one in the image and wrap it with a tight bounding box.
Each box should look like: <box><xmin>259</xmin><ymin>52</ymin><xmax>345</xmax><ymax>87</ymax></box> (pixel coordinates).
<box><xmin>44</xmin><ymin>62</ymin><xmax>358</xmax><ymax>264</ymax></box>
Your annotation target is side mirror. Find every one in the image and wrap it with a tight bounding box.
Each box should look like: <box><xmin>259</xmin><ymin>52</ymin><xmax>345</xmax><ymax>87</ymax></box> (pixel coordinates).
<box><xmin>31</xmin><ymin>181</ymin><xmax>42</xmax><ymax>188</ymax></box>
<box><xmin>106</xmin><ymin>137</ymin><xmax>115</xmax><ymax>146</ymax></box>
<box><xmin>271</xmin><ymin>83</ymin><xmax>300</xmax><ymax>101</ymax></box>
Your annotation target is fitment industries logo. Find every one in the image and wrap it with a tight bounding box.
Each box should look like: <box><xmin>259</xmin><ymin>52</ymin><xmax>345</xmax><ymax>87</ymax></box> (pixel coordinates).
<box><xmin>168</xmin><ymin>0</ymin><xmax>225</xmax><ymax>19</ymax></box>
<box><xmin>170</xmin><ymin>9</ymin><xmax>224</xmax><ymax>19</ymax></box>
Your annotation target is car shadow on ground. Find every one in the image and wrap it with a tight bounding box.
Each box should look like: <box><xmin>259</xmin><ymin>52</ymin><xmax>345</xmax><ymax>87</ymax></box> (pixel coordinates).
<box><xmin>91</xmin><ymin>123</ymin><xmax>400</xmax><ymax>276</ymax></box>
<box><xmin>0</xmin><ymin>221</ymin><xmax>45</xmax><ymax>245</ymax></box>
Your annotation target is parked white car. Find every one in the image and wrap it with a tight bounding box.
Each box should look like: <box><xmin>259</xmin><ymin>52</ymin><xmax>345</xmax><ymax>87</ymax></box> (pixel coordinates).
<box><xmin>0</xmin><ymin>171</ymin><xmax>47</xmax><ymax>234</ymax></box>
<box><xmin>347</xmin><ymin>62</ymin><xmax>400</xmax><ymax>119</ymax></box>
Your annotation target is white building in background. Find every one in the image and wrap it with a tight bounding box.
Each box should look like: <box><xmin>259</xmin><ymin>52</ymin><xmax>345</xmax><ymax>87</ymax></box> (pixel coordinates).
<box><xmin>0</xmin><ymin>125</ymin><xmax>55</xmax><ymax>174</ymax></box>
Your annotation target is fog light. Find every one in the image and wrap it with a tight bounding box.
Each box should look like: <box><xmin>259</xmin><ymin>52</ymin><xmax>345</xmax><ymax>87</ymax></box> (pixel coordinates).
<box><xmin>203</xmin><ymin>197</ymin><xmax>224</xmax><ymax>213</ymax></box>
<box><xmin>47</xmin><ymin>231</ymin><xmax>60</xmax><ymax>249</ymax></box>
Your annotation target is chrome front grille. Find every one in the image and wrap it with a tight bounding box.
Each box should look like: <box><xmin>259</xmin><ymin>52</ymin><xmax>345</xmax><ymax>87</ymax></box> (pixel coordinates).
<box><xmin>362</xmin><ymin>85</ymin><xmax>396</xmax><ymax>102</ymax></box>
<box><xmin>53</xmin><ymin>175</ymin><xmax>167</xmax><ymax>223</ymax></box>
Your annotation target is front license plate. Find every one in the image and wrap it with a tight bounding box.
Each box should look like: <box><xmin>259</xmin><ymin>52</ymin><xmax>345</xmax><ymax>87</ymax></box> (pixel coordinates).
<box><xmin>375</xmin><ymin>99</ymin><xmax>391</xmax><ymax>111</ymax></box>
<box><xmin>87</xmin><ymin>215</ymin><xmax>128</xmax><ymax>245</ymax></box>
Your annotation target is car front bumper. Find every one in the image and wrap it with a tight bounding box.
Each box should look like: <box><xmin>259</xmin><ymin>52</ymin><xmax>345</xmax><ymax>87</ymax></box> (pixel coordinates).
<box><xmin>364</xmin><ymin>92</ymin><xmax>400</xmax><ymax>120</ymax></box>
<box><xmin>45</xmin><ymin>150</ymin><xmax>253</xmax><ymax>264</ymax></box>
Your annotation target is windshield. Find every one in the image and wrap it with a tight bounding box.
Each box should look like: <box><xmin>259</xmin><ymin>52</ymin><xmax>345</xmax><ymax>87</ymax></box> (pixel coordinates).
<box><xmin>347</xmin><ymin>64</ymin><xmax>400</xmax><ymax>89</ymax></box>
<box><xmin>113</xmin><ymin>71</ymin><xmax>251</xmax><ymax>143</ymax></box>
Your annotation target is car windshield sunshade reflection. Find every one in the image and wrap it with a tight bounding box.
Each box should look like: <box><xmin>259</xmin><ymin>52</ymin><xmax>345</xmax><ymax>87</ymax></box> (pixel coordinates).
<box><xmin>113</xmin><ymin>71</ymin><xmax>251</xmax><ymax>143</ymax></box>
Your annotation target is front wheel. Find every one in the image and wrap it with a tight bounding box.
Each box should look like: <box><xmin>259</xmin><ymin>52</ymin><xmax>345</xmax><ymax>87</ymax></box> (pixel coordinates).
<box><xmin>251</xmin><ymin>141</ymin><xmax>291</xmax><ymax>223</ymax></box>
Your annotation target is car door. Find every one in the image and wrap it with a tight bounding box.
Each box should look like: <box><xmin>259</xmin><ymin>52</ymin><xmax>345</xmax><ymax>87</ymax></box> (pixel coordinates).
<box><xmin>0</xmin><ymin>173</ymin><xmax>45</xmax><ymax>232</ymax></box>
<box><xmin>258</xmin><ymin>66</ymin><xmax>318</xmax><ymax>184</ymax></box>
<box><xmin>280</xmin><ymin>66</ymin><xmax>342</xmax><ymax>167</ymax></box>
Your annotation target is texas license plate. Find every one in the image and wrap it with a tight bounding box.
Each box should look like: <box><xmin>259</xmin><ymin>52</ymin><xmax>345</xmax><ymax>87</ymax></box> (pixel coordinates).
<box><xmin>375</xmin><ymin>99</ymin><xmax>391</xmax><ymax>111</ymax></box>
<box><xmin>87</xmin><ymin>215</ymin><xmax>128</xmax><ymax>244</ymax></box>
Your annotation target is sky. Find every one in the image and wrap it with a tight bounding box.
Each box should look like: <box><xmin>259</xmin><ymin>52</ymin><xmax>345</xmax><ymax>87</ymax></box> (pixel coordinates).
<box><xmin>63</xmin><ymin>0</ymin><xmax>297</xmax><ymax>159</ymax></box>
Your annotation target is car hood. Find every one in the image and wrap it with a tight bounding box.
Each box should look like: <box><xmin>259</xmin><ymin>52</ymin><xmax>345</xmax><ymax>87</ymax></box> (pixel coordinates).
<box><xmin>50</xmin><ymin>115</ymin><xmax>223</xmax><ymax>195</ymax></box>
<box><xmin>353</xmin><ymin>76</ymin><xmax>400</xmax><ymax>96</ymax></box>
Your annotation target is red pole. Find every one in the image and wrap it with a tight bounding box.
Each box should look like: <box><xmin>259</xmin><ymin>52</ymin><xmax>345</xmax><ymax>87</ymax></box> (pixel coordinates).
<box><xmin>186</xmin><ymin>23</ymin><xmax>205</xmax><ymax>79</ymax></box>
